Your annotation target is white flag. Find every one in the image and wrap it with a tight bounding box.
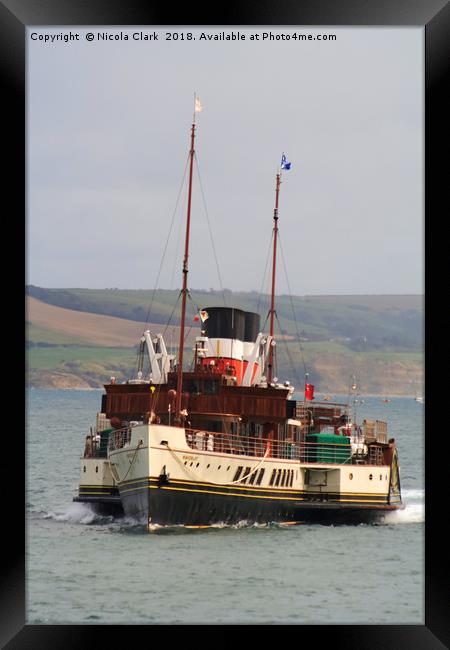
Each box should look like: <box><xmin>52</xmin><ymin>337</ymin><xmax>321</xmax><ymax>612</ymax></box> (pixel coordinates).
<box><xmin>194</xmin><ymin>96</ymin><xmax>203</xmax><ymax>113</ymax></box>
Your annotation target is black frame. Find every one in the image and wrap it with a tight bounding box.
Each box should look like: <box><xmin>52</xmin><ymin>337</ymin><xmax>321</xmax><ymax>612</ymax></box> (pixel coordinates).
<box><xmin>6</xmin><ymin>0</ymin><xmax>448</xmax><ymax>646</ymax></box>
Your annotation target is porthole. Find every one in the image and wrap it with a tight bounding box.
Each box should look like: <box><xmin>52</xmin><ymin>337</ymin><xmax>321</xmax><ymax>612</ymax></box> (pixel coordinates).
<box><xmin>218</xmin><ymin>465</ymin><xmax>221</xmax><ymax>470</ymax></box>
<box><xmin>190</xmin><ymin>462</ymin><xmax>193</xmax><ymax>466</ymax></box>
<box><xmin>369</xmin><ymin>474</ymin><xmax>373</xmax><ymax>480</ymax></box>
<box><xmin>227</xmin><ymin>466</ymin><xmax>230</xmax><ymax>471</ymax></box>
<box><xmin>184</xmin><ymin>461</ymin><xmax>187</xmax><ymax>465</ymax></box>
<box><xmin>379</xmin><ymin>474</ymin><xmax>383</xmax><ymax>481</ymax></box>
<box><xmin>196</xmin><ymin>462</ymin><xmax>200</xmax><ymax>467</ymax></box>
<box><xmin>95</xmin><ymin>466</ymin><xmax>99</xmax><ymax>473</ymax></box>
<box><xmin>349</xmin><ymin>473</ymin><xmax>353</xmax><ymax>480</ymax></box>
<box><xmin>83</xmin><ymin>466</ymin><xmax>86</xmax><ymax>473</ymax></box>
<box><xmin>207</xmin><ymin>464</ymin><xmax>210</xmax><ymax>469</ymax></box>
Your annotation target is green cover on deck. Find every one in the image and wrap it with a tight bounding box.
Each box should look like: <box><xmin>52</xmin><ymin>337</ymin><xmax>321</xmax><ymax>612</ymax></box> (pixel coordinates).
<box><xmin>99</xmin><ymin>428</ymin><xmax>113</xmax><ymax>457</ymax></box>
<box><xmin>305</xmin><ymin>433</ymin><xmax>351</xmax><ymax>464</ymax></box>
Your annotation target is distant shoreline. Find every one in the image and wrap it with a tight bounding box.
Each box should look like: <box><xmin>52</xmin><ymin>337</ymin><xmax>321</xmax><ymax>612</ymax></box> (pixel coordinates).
<box><xmin>25</xmin><ymin>385</ymin><xmax>422</xmax><ymax>399</ymax></box>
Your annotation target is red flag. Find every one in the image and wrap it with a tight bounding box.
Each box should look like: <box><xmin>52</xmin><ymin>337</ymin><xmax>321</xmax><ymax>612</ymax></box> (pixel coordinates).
<box><xmin>305</xmin><ymin>383</ymin><xmax>315</xmax><ymax>400</ymax></box>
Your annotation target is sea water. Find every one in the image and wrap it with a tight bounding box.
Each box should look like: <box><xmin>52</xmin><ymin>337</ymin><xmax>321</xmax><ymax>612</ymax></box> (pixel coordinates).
<box><xmin>26</xmin><ymin>389</ymin><xmax>424</xmax><ymax>624</ymax></box>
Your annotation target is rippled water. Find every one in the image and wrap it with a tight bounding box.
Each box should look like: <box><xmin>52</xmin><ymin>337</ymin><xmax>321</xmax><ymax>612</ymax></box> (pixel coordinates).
<box><xmin>26</xmin><ymin>389</ymin><xmax>424</xmax><ymax>624</ymax></box>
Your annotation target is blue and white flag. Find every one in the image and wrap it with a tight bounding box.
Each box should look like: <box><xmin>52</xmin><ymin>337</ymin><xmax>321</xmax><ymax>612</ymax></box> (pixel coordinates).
<box><xmin>281</xmin><ymin>154</ymin><xmax>292</xmax><ymax>170</ymax></box>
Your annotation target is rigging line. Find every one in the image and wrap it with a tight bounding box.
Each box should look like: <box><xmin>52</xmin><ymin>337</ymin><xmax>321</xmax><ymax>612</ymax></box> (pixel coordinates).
<box><xmin>148</xmin><ymin>290</ymin><xmax>182</xmax><ymax>413</ymax></box>
<box><xmin>143</xmin><ymin>152</ymin><xmax>190</xmax><ymax>326</ymax></box>
<box><xmin>166</xmin><ymin>439</ymin><xmax>271</xmax><ymax>485</ymax></box>
<box><xmin>277</xmin><ymin>232</ymin><xmax>308</xmax><ymax>377</ymax></box>
<box><xmin>193</xmin><ymin>152</ymin><xmax>227</xmax><ymax>307</ymax></box>
<box><xmin>161</xmin><ymin>291</ymin><xmax>182</xmax><ymax>345</ymax></box>
<box><xmin>152</xmin><ymin>289</ymin><xmax>185</xmax><ymax>413</ymax></box>
<box><xmin>186</xmin><ymin>290</ymin><xmax>203</xmax><ymax>323</ymax></box>
<box><xmin>261</xmin><ymin>311</ymin><xmax>270</xmax><ymax>333</ymax></box>
<box><xmin>256</xmin><ymin>229</ymin><xmax>274</xmax><ymax>315</ymax></box>
<box><xmin>110</xmin><ymin>439</ymin><xmax>143</xmax><ymax>483</ymax></box>
<box><xmin>133</xmin><ymin>338</ymin><xmax>145</xmax><ymax>380</ymax></box>
<box><xmin>274</xmin><ymin>311</ymin><xmax>303</xmax><ymax>387</ymax></box>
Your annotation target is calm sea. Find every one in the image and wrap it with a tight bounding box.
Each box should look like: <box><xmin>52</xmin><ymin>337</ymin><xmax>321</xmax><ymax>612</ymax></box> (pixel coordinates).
<box><xmin>26</xmin><ymin>389</ymin><xmax>424</xmax><ymax>625</ymax></box>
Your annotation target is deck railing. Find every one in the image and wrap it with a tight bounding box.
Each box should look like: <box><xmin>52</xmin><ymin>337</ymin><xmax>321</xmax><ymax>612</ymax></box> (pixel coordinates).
<box><xmin>84</xmin><ymin>423</ymin><xmax>386</xmax><ymax>467</ymax></box>
<box><xmin>107</xmin><ymin>427</ymin><xmax>133</xmax><ymax>452</ymax></box>
<box><xmin>184</xmin><ymin>428</ymin><xmax>386</xmax><ymax>466</ymax></box>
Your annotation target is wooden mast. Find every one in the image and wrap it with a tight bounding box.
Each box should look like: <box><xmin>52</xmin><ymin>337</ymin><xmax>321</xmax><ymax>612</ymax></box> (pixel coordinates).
<box><xmin>267</xmin><ymin>172</ymin><xmax>281</xmax><ymax>385</ymax></box>
<box><xmin>175</xmin><ymin>109</ymin><xmax>197</xmax><ymax>420</ymax></box>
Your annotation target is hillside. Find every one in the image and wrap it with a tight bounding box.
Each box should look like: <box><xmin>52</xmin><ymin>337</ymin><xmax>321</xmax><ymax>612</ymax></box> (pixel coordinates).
<box><xmin>25</xmin><ymin>290</ymin><xmax>424</xmax><ymax>394</ymax></box>
<box><xmin>26</xmin><ymin>286</ymin><xmax>423</xmax><ymax>351</ymax></box>
<box><xmin>26</xmin><ymin>296</ymin><xmax>199</xmax><ymax>347</ymax></box>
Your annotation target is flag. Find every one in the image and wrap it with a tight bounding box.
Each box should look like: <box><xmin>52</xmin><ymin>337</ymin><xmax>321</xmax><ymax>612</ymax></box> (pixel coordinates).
<box><xmin>200</xmin><ymin>310</ymin><xmax>209</xmax><ymax>322</ymax></box>
<box><xmin>305</xmin><ymin>383</ymin><xmax>315</xmax><ymax>400</ymax></box>
<box><xmin>194</xmin><ymin>96</ymin><xmax>203</xmax><ymax>113</ymax></box>
<box><xmin>281</xmin><ymin>153</ymin><xmax>292</xmax><ymax>170</ymax></box>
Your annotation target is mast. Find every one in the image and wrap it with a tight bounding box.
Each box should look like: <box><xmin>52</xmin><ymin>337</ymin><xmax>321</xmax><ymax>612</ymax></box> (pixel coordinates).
<box><xmin>267</xmin><ymin>172</ymin><xmax>281</xmax><ymax>384</ymax></box>
<box><xmin>175</xmin><ymin>115</ymin><xmax>197</xmax><ymax>420</ymax></box>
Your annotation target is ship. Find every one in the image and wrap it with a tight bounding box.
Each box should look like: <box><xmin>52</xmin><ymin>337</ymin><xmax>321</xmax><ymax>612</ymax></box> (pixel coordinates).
<box><xmin>73</xmin><ymin>101</ymin><xmax>404</xmax><ymax>527</ymax></box>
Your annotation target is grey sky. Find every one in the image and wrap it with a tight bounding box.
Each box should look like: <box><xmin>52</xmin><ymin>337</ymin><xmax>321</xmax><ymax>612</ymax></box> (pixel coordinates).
<box><xmin>27</xmin><ymin>26</ymin><xmax>423</xmax><ymax>295</ymax></box>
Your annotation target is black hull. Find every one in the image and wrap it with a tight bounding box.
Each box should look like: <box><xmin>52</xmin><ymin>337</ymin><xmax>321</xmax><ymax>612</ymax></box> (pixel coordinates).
<box><xmin>117</xmin><ymin>478</ymin><xmax>403</xmax><ymax>527</ymax></box>
<box><xmin>73</xmin><ymin>495</ymin><xmax>124</xmax><ymax>517</ymax></box>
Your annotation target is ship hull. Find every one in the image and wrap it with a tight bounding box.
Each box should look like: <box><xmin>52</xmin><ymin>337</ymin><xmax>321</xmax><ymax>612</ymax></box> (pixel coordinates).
<box><xmin>108</xmin><ymin>424</ymin><xmax>403</xmax><ymax>528</ymax></box>
<box><xmin>73</xmin><ymin>494</ymin><xmax>124</xmax><ymax>517</ymax></box>
<box><xmin>117</xmin><ymin>477</ymin><xmax>403</xmax><ymax>527</ymax></box>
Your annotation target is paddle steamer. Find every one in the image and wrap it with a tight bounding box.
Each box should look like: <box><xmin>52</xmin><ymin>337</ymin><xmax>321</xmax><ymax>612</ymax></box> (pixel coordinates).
<box><xmin>74</xmin><ymin>101</ymin><xmax>403</xmax><ymax>527</ymax></box>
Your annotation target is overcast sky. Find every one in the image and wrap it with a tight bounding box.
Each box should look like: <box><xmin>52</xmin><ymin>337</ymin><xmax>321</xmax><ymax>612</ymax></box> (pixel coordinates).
<box><xmin>27</xmin><ymin>26</ymin><xmax>423</xmax><ymax>295</ymax></box>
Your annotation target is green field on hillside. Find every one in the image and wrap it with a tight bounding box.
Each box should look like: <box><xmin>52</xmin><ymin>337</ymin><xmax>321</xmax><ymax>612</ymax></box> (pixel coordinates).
<box><xmin>26</xmin><ymin>285</ymin><xmax>423</xmax><ymax>352</ymax></box>
<box><xmin>26</xmin><ymin>346</ymin><xmax>136</xmax><ymax>370</ymax></box>
<box><xmin>26</xmin><ymin>323</ymin><xmax>89</xmax><ymax>345</ymax></box>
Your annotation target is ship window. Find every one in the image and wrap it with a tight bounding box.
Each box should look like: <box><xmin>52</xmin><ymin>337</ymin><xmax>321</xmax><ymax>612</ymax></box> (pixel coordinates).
<box><xmin>186</xmin><ymin>380</ymin><xmax>200</xmax><ymax>394</ymax></box>
<box><xmin>196</xmin><ymin>462</ymin><xmax>200</xmax><ymax>467</ymax></box>
<box><xmin>248</xmin><ymin>470</ymin><xmax>257</xmax><ymax>485</ymax></box>
<box><xmin>279</xmin><ymin>424</ymin><xmax>287</xmax><ymax>441</ymax></box>
<box><xmin>289</xmin><ymin>470</ymin><xmax>294</xmax><ymax>487</ymax></box>
<box><xmin>233</xmin><ymin>466</ymin><xmax>243</xmax><ymax>482</ymax></box>
<box><xmin>95</xmin><ymin>466</ymin><xmax>99</xmax><ymax>473</ymax></box>
<box><xmin>379</xmin><ymin>474</ymin><xmax>383</xmax><ymax>481</ymax></box>
<box><xmin>204</xmin><ymin>380</ymin><xmax>218</xmax><ymax>395</ymax></box>
<box><xmin>241</xmin><ymin>467</ymin><xmax>251</xmax><ymax>483</ymax></box>
<box><xmin>269</xmin><ymin>469</ymin><xmax>277</xmax><ymax>486</ymax></box>
<box><xmin>227</xmin><ymin>466</ymin><xmax>230</xmax><ymax>471</ymax></box>
<box><xmin>281</xmin><ymin>469</ymin><xmax>286</xmax><ymax>486</ymax></box>
<box><xmin>83</xmin><ymin>466</ymin><xmax>86</xmax><ymax>473</ymax></box>
<box><xmin>207</xmin><ymin>464</ymin><xmax>210</xmax><ymax>468</ymax></box>
<box><xmin>369</xmin><ymin>474</ymin><xmax>373</xmax><ymax>480</ymax></box>
<box><xmin>218</xmin><ymin>465</ymin><xmax>221</xmax><ymax>470</ymax></box>
<box><xmin>275</xmin><ymin>469</ymin><xmax>282</xmax><ymax>487</ymax></box>
<box><xmin>349</xmin><ymin>473</ymin><xmax>353</xmax><ymax>480</ymax></box>
<box><xmin>206</xmin><ymin>420</ymin><xmax>222</xmax><ymax>433</ymax></box>
<box><xmin>256</xmin><ymin>468</ymin><xmax>265</xmax><ymax>486</ymax></box>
